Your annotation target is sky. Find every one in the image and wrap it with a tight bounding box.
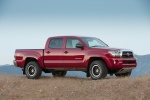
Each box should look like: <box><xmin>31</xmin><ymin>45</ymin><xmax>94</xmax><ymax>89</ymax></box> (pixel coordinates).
<box><xmin>0</xmin><ymin>0</ymin><xmax>150</xmax><ymax>65</ymax></box>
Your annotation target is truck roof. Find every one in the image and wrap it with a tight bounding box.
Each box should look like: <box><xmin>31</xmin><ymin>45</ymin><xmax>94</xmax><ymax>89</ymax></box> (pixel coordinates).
<box><xmin>48</xmin><ymin>36</ymin><xmax>96</xmax><ymax>39</ymax></box>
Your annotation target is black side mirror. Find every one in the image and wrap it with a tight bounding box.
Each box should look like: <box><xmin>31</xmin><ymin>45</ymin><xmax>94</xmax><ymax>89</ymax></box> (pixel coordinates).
<box><xmin>76</xmin><ymin>43</ymin><xmax>84</xmax><ymax>49</ymax></box>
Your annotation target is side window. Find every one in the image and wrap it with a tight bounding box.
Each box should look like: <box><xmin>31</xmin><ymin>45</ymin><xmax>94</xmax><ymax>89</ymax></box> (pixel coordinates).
<box><xmin>66</xmin><ymin>38</ymin><xmax>81</xmax><ymax>48</ymax></box>
<box><xmin>49</xmin><ymin>38</ymin><xmax>63</xmax><ymax>48</ymax></box>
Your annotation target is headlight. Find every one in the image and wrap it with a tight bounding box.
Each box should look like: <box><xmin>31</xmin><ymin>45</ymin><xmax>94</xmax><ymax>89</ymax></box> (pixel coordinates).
<box><xmin>108</xmin><ymin>50</ymin><xmax>121</xmax><ymax>57</ymax></box>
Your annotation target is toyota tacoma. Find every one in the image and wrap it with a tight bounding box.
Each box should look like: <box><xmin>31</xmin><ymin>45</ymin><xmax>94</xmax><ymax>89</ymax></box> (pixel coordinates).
<box><xmin>14</xmin><ymin>36</ymin><xmax>137</xmax><ymax>80</ymax></box>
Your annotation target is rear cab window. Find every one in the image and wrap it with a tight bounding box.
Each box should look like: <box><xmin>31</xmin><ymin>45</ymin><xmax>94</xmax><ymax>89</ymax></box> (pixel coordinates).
<box><xmin>49</xmin><ymin>38</ymin><xmax>63</xmax><ymax>48</ymax></box>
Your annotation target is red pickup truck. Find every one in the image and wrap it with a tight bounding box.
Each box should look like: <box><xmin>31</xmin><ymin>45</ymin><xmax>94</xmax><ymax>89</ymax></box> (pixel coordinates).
<box><xmin>14</xmin><ymin>36</ymin><xmax>137</xmax><ymax>80</ymax></box>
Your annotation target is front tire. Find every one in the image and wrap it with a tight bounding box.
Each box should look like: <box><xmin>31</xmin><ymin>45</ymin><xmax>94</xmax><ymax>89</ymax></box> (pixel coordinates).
<box><xmin>89</xmin><ymin>60</ymin><xmax>108</xmax><ymax>80</ymax></box>
<box><xmin>52</xmin><ymin>71</ymin><xmax>67</xmax><ymax>77</ymax></box>
<box><xmin>25</xmin><ymin>61</ymin><xmax>42</xmax><ymax>79</ymax></box>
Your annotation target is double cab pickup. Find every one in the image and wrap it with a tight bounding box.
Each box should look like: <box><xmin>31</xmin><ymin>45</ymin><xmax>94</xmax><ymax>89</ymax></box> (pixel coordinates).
<box><xmin>14</xmin><ymin>36</ymin><xmax>137</xmax><ymax>80</ymax></box>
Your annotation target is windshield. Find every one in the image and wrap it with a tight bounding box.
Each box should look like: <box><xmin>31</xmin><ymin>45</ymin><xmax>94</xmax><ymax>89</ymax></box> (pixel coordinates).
<box><xmin>81</xmin><ymin>37</ymin><xmax>108</xmax><ymax>47</ymax></box>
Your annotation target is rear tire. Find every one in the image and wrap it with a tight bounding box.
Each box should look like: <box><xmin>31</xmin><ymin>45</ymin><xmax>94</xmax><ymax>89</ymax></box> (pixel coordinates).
<box><xmin>52</xmin><ymin>71</ymin><xmax>67</xmax><ymax>77</ymax></box>
<box><xmin>89</xmin><ymin>60</ymin><xmax>108</xmax><ymax>80</ymax></box>
<box><xmin>25</xmin><ymin>61</ymin><xmax>42</xmax><ymax>79</ymax></box>
<box><xmin>115</xmin><ymin>71</ymin><xmax>132</xmax><ymax>78</ymax></box>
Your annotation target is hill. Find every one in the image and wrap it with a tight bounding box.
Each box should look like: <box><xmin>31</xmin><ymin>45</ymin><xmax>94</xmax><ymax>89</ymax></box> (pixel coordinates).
<box><xmin>132</xmin><ymin>54</ymin><xmax>150</xmax><ymax>76</ymax></box>
<box><xmin>0</xmin><ymin>75</ymin><xmax>150</xmax><ymax>100</ymax></box>
<box><xmin>0</xmin><ymin>65</ymin><xmax>22</xmax><ymax>75</ymax></box>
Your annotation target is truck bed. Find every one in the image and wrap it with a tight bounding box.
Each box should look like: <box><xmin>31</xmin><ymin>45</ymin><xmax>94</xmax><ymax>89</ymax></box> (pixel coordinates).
<box><xmin>14</xmin><ymin>49</ymin><xmax>44</xmax><ymax>68</ymax></box>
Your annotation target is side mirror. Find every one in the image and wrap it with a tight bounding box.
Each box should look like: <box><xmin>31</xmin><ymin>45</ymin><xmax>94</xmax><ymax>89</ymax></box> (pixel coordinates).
<box><xmin>76</xmin><ymin>43</ymin><xmax>84</xmax><ymax>49</ymax></box>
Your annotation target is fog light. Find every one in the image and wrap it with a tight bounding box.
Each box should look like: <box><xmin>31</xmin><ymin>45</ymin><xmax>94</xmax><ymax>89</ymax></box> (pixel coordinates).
<box><xmin>114</xmin><ymin>60</ymin><xmax>118</xmax><ymax>64</ymax></box>
<box><xmin>114</xmin><ymin>60</ymin><xmax>116</xmax><ymax>64</ymax></box>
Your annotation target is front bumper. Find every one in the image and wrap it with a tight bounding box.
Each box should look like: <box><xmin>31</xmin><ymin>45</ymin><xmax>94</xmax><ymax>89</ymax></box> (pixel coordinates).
<box><xmin>109</xmin><ymin>58</ymin><xmax>137</xmax><ymax>69</ymax></box>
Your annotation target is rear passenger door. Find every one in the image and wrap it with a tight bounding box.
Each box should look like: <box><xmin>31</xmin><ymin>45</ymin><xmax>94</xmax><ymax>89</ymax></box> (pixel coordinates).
<box><xmin>44</xmin><ymin>38</ymin><xmax>64</xmax><ymax>68</ymax></box>
<box><xmin>62</xmin><ymin>38</ymin><xmax>85</xmax><ymax>69</ymax></box>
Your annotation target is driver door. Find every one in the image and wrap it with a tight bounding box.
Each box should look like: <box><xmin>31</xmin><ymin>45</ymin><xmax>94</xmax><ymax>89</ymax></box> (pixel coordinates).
<box><xmin>62</xmin><ymin>38</ymin><xmax>85</xmax><ymax>69</ymax></box>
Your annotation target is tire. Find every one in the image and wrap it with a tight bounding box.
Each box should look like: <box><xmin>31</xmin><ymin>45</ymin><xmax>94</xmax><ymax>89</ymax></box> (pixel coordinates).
<box><xmin>115</xmin><ymin>71</ymin><xmax>132</xmax><ymax>78</ymax></box>
<box><xmin>25</xmin><ymin>61</ymin><xmax>42</xmax><ymax>79</ymax></box>
<box><xmin>89</xmin><ymin>60</ymin><xmax>108</xmax><ymax>80</ymax></box>
<box><xmin>52</xmin><ymin>71</ymin><xmax>67</xmax><ymax>77</ymax></box>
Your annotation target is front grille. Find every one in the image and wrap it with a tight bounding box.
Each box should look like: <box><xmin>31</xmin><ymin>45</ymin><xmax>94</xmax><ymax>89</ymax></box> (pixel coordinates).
<box><xmin>122</xmin><ymin>51</ymin><xmax>133</xmax><ymax>58</ymax></box>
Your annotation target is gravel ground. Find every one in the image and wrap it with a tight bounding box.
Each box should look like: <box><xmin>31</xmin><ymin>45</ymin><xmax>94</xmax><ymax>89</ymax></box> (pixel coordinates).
<box><xmin>0</xmin><ymin>75</ymin><xmax>150</xmax><ymax>100</ymax></box>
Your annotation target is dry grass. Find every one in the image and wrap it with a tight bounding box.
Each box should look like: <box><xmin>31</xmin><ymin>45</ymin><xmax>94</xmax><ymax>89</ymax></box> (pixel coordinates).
<box><xmin>0</xmin><ymin>75</ymin><xmax>150</xmax><ymax>100</ymax></box>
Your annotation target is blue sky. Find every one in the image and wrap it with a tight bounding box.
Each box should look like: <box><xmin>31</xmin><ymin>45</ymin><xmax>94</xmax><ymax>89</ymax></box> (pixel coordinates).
<box><xmin>0</xmin><ymin>0</ymin><xmax>150</xmax><ymax>65</ymax></box>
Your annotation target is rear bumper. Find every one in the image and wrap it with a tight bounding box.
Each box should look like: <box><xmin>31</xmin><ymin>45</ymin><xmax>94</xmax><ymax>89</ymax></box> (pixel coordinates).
<box><xmin>13</xmin><ymin>60</ymin><xmax>17</xmax><ymax>67</ymax></box>
<box><xmin>13</xmin><ymin>59</ymin><xmax>25</xmax><ymax>68</ymax></box>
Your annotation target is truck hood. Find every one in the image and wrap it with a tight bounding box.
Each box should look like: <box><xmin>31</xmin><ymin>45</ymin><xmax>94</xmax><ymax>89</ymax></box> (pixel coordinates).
<box><xmin>90</xmin><ymin>47</ymin><xmax>131</xmax><ymax>51</ymax></box>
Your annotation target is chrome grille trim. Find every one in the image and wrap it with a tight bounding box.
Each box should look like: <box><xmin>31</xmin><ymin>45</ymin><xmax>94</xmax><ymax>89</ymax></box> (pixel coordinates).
<box><xmin>120</xmin><ymin>50</ymin><xmax>134</xmax><ymax>58</ymax></box>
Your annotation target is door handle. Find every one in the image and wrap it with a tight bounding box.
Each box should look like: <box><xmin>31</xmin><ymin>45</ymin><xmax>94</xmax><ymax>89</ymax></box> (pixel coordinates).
<box><xmin>46</xmin><ymin>51</ymin><xmax>50</xmax><ymax>54</ymax></box>
<box><xmin>64</xmin><ymin>51</ymin><xmax>68</xmax><ymax>54</ymax></box>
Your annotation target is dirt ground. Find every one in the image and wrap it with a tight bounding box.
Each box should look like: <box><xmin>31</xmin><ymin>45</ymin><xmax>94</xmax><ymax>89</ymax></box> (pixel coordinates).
<box><xmin>0</xmin><ymin>75</ymin><xmax>150</xmax><ymax>100</ymax></box>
